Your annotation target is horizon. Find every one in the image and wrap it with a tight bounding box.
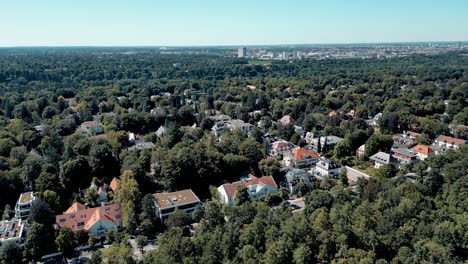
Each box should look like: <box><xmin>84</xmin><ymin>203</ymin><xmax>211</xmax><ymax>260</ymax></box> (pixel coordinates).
<box><xmin>2</xmin><ymin>0</ymin><xmax>468</xmax><ymax>47</ymax></box>
<box><xmin>1</xmin><ymin>40</ymin><xmax>466</xmax><ymax>49</ymax></box>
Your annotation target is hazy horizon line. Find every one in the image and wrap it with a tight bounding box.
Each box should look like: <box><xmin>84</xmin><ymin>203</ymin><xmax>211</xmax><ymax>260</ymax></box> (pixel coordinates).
<box><xmin>1</xmin><ymin>40</ymin><xmax>466</xmax><ymax>49</ymax></box>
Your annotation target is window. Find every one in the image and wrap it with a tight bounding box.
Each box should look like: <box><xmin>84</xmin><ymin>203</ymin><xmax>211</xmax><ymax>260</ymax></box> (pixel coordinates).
<box><xmin>105</xmin><ymin>207</ymin><xmax>110</xmax><ymax>211</ymax></box>
<box><xmin>77</xmin><ymin>221</ymin><xmax>84</xmax><ymax>227</ymax></box>
<box><xmin>59</xmin><ymin>218</ymin><xmax>66</xmax><ymax>223</ymax></box>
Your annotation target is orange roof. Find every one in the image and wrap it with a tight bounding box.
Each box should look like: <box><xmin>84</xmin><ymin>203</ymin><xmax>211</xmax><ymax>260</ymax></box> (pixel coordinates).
<box><xmin>436</xmin><ymin>135</ymin><xmax>465</xmax><ymax>146</ymax></box>
<box><xmin>221</xmin><ymin>175</ymin><xmax>277</xmax><ymax>199</ymax></box>
<box><xmin>65</xmin><ymin>202</ymin><xmax>87</xmax><ymax>214</ymax></box>
<box><xmin>110</xmin><ymin>178</ymin><xmax>119</xmax><ymax>192</ymax></box>
<box><xmin>328</xmin><ymin>110</ymin><xmax>339</xmax><ymax>117</ymax></box>
<box><xmin>56</xmin><ymin>203</ymin><xmax>122</xmax><ymax>232</ymax></box>
<box><xmin>413</xmin><ymin>145</ymin><xmax>433</xmax><ymax>155</ymax></box>
<box><xmin>292</xmin><ymin>148</ymin><xmax>319</xmax><ymax>161</ymax></box>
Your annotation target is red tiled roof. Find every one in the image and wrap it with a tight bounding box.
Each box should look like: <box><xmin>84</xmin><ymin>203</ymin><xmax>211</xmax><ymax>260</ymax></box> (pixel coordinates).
<box><xmin>292</xmin><ymin>148</ymin><xmax>319</xmax><ymax>161</ymax></box>
<box><xmin>413</xmin><ymin>145</ymin><xmax>433</xmax><ymax>155</ymax></box>
<box><xmin>110</xmin><ymin>178</ymin><xmax>119</xmax><ymax>192</ymax></box>
<box><xmin>436</xmin><ymin>135</ymin><xmax>465</xmax><ymax>146</ymax></box>
<box><xmin>406</xmin><ymin>131</ymin><xmax>421</xmax><ymax>138</ymax></box>
<box><xmin>56</xmin><ymin>203</ymin><xmax>122</xmax><ymax>232</ymax></box>
<box><xmin>221</xmin><ymin>175</ymin><xmax>277</xmax><ymax>199</ymax></box>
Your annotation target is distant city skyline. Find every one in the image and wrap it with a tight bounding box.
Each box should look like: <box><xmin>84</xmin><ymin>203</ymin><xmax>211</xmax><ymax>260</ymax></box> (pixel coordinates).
<box><xmin>1</xmin><ymin>0</ymin><xmax>468</xmax><ymax>47</ymax></box>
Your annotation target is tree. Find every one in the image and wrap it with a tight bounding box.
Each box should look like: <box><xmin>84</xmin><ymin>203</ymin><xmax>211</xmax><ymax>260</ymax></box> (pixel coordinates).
<box><xmin>60</xmin><ymin>156</ymin><xmax>92</xmax><ymax>191</ymax></box>
<box><xmin>293</xmin><ymin>244</ymin><xmax>313</xmax><ymax>264</ymax></box>
<box><xmin>102</xmin><ymin>243</ymin><xmax>135</xmax><ymax>264</ymax></box>
<box><xmin>136</xmin><ymin>235</ymin><xmax>148</xmax><ymax>254</ymax></box>
<box><xmin>364</xmin><ymin>134</ymin><xmax>393</xmax><ymax>158</ymax></box>
<box><xmin>41</xmin><ymin>190</ymin><xmax>60</xmax><ymax>213</ymax></box>
<box><xmin>239</xmin><ymin>139</ymin><xmax>264</xmax><ymax>168</ymax></box>
<box><xmin>56</xmin><ymin>227</ymin><xmax>77</xmax><ymax>257</ymax></box>
<box><xmin>24</xmin><ymin>223</ymin><xmax>56</xmax><ymax>261</ymax></box>
<box><xmin>0</xmin><ymin>241</ymin><xmax>22</xmax><ymax>264</ymax></box>
<box><xmin>88</xmin><ymin>251</ymin><xmax>102</xmax><ymax>264</ymax></box>
<box><xmin>165</xmin><ymin>209</ymin><xmax>191</xmax><ymax>229</ymax></box>
<box><xmin>235</xmin><ymin>186</ymin><xmax>250</xmax><ymax>206</ymax></box>
<box><xmin>203</xmin><ymin>201</ymin><xmax>225</xmax><ymax>230</ymax></box>
<box><xmin>85</xmin><ymin>187</ymin><xmax>99</xmax><ymax>207</ymax></box>
<box><xmin>115</xmin><ymin>170</ymin><xmax>141</xmax><ymax>233</ymax></box>
<box><xmin>29</xmin><ymin>199</ymin><xmax>55</xmax><ymax>225</ymax></box>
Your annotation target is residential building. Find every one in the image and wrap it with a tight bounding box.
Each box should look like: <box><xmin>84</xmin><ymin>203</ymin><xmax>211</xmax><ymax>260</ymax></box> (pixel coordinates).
<box><xmin>283</xmin><ymin>148</ymin><xmax>319</xmax><ymax>168</ymax></box>
<box><xmin>279</xmin><ymin>115</ymin><xmax>294</xmax><ymax>126</ymax></box>
<box><xmin>369</xmin><ymin>151</ymin><xmax>392</xmax><ymax>168</ymax></box>
<box><xmin>226</xmin><ymin>119</ymin><xmax>253</xmax><ymax>134</ymax></box>
<box><xmin>282</xmin><ymin>51</ymin><xmax>289</xmax><ymax>60</ymax></box>
<box><xmin>356</xmin><ymin>144</ymin><xmax>366</xmax><ymax>157</ymax></box>
<box><xmin>218</xmin><ymin>175</ymin><xmax>278</xmax><ymax>206</ymax></box>
<box><xmin>238</xmin><ymin>47</ymin><xmax>247</xmax><ymax>58</ymax></box>
<box><xmin>434</xmin><ymin>135</ymin><xmax>466</xmax><ymax>149</ymax></box>
<box><xmin>283</xmin><ymin>168</ymin><xmax>315</xmax><ymax>194</ymax></box>
<box><xmin>15</xmin><ymin>192</ymin><xmax>36</xmax><ymax>220</ymax></box>
<box><xmin>313</xmin><ymin>158</ymin><xmax>342</xmax><ymax>179</ymax></box>
<box><xmin>155</xmin><ymin>126</ymin><xmax>167</xmax><ymax>138</ymax></box>
<box><xmin>153</xmin><ymin>189</ymin><xmax>201</xmax><ymax>221</ymax></box>
<box><xmin>55</xmin><ymin>202</ymin><xmax>122</xmax><ymax>236</ymax></box>
<box><xmin>392</xmin><ymin>148</ymin><xmax>419</xmax><ymax>165</ymax></box>
<box><xmin>270</xmin><ymin>140</ymin><xmax>298</xmax><ymax>156</ymax></box>
<box><xmin>412</xmin><ymin>144</ymin><xmax>434</xmax><ymax>160</ymax></box>
<box><xmin>0</xmin><ymin>218</ymin><xmax>26</xmax><ymax>245</ymax></box>
<box><xmin>79</xmin><ymin>181</ymin><xmax>108</xmax><ymax>204</ymax></box>
<box><xmin>127</xmin><ymin>142</ymin><xmax>154</xmax><ymax>151</ymax></box>
<box><xmin>79</xmin><ymin>121</ymin><xmax>103</xmax><ymax>136</ymax></box>
<box><xmin>309</xmin><ymin>135</ymin><xmax>344</xmax><ymax>152</ymax></box>
<box><xmin>110</xmin><ymin>177</ymin><xmax>119</xmax><ymax>193</ymax></box>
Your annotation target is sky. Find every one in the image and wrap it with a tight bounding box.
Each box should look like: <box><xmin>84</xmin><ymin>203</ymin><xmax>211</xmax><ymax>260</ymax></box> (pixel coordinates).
<box><xmin>1</xmin><ymin>0</ymin><xmax>467</xmax><ymax>46</ymax></box>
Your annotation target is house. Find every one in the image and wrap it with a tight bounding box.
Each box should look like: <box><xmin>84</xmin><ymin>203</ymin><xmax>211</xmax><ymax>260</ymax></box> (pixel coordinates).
<box><xmin>283</xmin><ymin>148</ymin><xmax>319</xmax><ymax>168</ymax></box>
<box><xmin>0</xmin><ymin>218</ymin><xmax>26</xmax><ymax>245</ymax></box>
<box><xmin>217</xmin><ymin>175</ymin><xmax>278</xmax><ymax>206</ymax></box>
<box><xmin>313</xmin><ymin>158</ymin><xmax>342</xmax><ymax>179</ymax></box>
<box><xmin>283</xmin><ymin>168</ymin><xmax>315</xmax><ymax>194</ymax></box>
<box><xmin>270</xmin><ymin>140</ymin><xmax>298</xmax><ymax>156</ymax></box>
<box><xmin>434</xmin><ymin>135</ymin><xmax>466</xmax><ymax>149</ymax></box>
<box><xmin>79</xmin><ymin>121</ymin><xmax>103</xmax><ymax>136</ymax></box>
<box><xmin>79</xmin><ymin>181</ymin><xmax>108</xmax><ymax>204</ymax></box>
<box><xmin>412</xmin><ymin>144</ymin><xmax>434</xmax><ymax>160</ymax></box>
<box><xmin>155</xmin><ymin>126</ymin><xmax>167</xmax><ymax>138</ymax></box>
<box><xmin>347</xmin><ymin>110</ymin><xmax>355</xmax><ymax>117</ymax></box>
<box><xmin>279</xmin><ymin>115</ymin><xmax>294</xmax><ymax>126</ymax></box>
<box><xmin>15</xmin><ymin>192</ymin><xmax>36</xmax><ymax>220</ymax></box>
<box><xmin>403</xmin><ymin>131</ymin><xmax>421</xmax><ymax>139</ymax></box>
<box><xmin>110</xmin><ymin>178</ymin><xmax>119</xmax><ymax>193</ymax></box>
<box><xmin>127</xmin><ymin>142</ymin><xmax>154</xmax><ymax>151</ymax></box>
<box><xmin>369</xmin><ymin>151</ymin><xmax>392</xmax><ymax>168</ymax></box>
<box><xmin>209</xmin><ymin>114</ymin><xmax>231</xmax><ymax>123</ymax></box>
<box><xmin>128</xmin><ymin>132</ymin><xmax>145</xmax><ymax>144</ymax></box>
<box><xmin>55</xmin><ymin>202</ymin><xmax>122</xmax><ymax>236</ymax></box>
<box><xmin>226</xmin><ymin>119</ymin><xmax>253</xmax><ymax>134</ymax></box>
<box><xmin>328</xmin><ymin>110</ymin><xmax>339</xmax><ymax>117</ymax></box>
<box><xmin>356</xmin><ymin>144</ymin><xmax>366</xmax><ymax>157</ymax></box>
<box><xmin>153</xmin><ymin>189</ymin><xmax>201</xmax><ymax>222</ymax></box>
<box><xmin>309</xmin><ymin>135</ymin><xmax>344</xmax><ymax>152</ymax></box>
<box><xmin>392</xmin><ymin>148</ymin><xmax>419</xmax><ymax>166</ymax></box>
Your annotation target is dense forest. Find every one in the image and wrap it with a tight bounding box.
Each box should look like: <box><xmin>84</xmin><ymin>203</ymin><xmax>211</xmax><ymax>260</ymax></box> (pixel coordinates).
<box><xmin>0</xmin><ymin>49</ymin><xmax>466</xmax><ymax>263</ymax></box>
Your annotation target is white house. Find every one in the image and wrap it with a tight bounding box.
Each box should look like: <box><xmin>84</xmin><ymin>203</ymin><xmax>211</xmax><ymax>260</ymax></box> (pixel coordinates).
<box><xmin>434</xmin><ymin>135</ymin><xmax>466</xmax><ymax>149</ymax></box>
<box><xmin>284</xmin><ymin>168</ymin><xmax>315</xmax><ymax>194</ymax></box>
<box><xmin>218</xmin><ymin>175</ymin><xmax>278</xmax><ymax>206</ymax></box>
<box><xmin>369</xmin><ymin>151</ymin><xmax>392</xmax><ymax>168</ymax></box>
<box><xmin>55</xmin><ymin>202</ymin><xmax>122</xmax><ymax>236</ymax></box>
<box><xmin>313</xmin><ymin>158</ymin><xmax>342</xmax><ymax>179</ymax></box>
<box><xmin>15</xmin><ymin>192</ymin><xmax>36</xmax><ymax>220</ymax></box>
<box><xmin>283</xmin><ymin>148</ymin><xmax>319</xmax><ymax>168</ymax></box>
<box><xmin>0</xmin><ymin>218</ymin><xmax>26</xmax><ymax>246</ymax></box>
<box><xmin>153</xmin><ymin>189</ymin><xmax>201</xmax><ymax>222</ymax></box>
<box><xmin>412</xmin><ymin>144</ymin><xmax>434</xmax><ymax>160</ymax></box>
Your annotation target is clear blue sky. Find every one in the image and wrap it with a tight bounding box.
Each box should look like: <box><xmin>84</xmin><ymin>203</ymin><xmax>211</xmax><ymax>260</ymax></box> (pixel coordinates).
<box><xmin>1</xmin><ymin>0</ymin><xmax>467</xmax><ymax>46</ymax></box>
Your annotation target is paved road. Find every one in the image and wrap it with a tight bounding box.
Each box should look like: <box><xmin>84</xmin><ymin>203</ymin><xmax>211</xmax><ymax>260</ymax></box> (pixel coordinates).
<box><xmin>345</xmin><ymin>166</ymin><xmax>370</xmax><ymax>183</ymax></box>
